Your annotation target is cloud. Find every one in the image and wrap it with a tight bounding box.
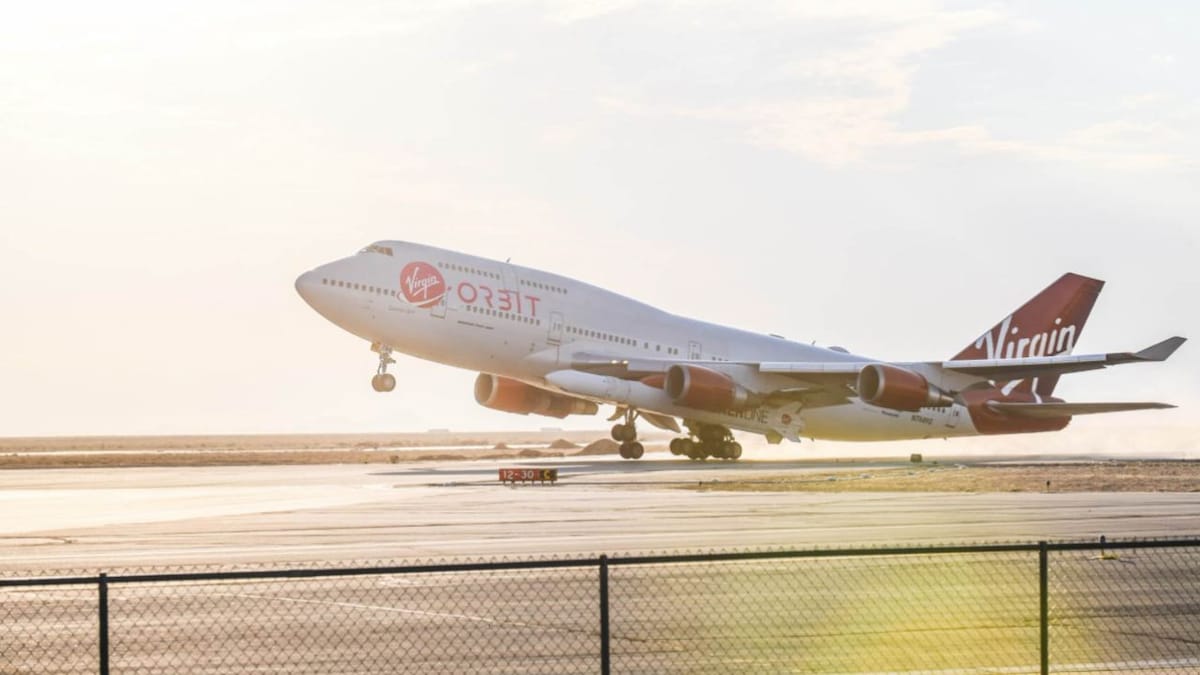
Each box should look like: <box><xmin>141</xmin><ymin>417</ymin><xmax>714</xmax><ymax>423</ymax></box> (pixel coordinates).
<box><xmin>918</xmin><ymin>121</ymin><xmax>1189</xmax><ymax>171</ymax></box>
<box><xmin>596</xmin><ymin>3</ymin><xmax>1196</xmax><ymax>171</ymax></box>
<box><xmin>546</xmin><ymin>0</ymin><xmax>642</xmax><ymax>24</ymax></box>
<box><xmin>781</xmin><ymin>6</ymin><xmax>1001</xmax><ymax>93</ymax></box>
<box><xmin>595</xmin><ymin>4</ymin><xmax>998</xmax><ymax>165</ymax></box>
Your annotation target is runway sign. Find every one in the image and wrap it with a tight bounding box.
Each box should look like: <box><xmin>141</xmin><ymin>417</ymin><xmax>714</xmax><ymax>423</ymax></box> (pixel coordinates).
<box><xmin>499</xmin><ymin>468</ymin><xmax>558</xmax><ymax>484</ymax></box>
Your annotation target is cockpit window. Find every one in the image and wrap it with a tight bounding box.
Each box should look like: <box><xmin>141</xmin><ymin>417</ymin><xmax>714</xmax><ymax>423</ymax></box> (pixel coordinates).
<box><xmin>358</xmin><ymin>244</ymin><xmax>394</xmax><ymax>256</ymax></box>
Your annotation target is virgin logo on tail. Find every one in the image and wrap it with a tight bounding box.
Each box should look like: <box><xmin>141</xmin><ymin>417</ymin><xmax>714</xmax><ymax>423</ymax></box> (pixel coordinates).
<box><xmin>973</xmin><ymin>314</ymin><xmax>1077</xmax><ymax>360</ymax></box>
<box><xmin>400</xmin><ymin>261</ymin><xmax>446</xmax><ymax>309</ymax></box>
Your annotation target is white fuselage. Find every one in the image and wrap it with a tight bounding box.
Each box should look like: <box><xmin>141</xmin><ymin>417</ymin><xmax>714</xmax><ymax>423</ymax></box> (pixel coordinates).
<box><xmin>295</xmin><ymin>241</ymin><xmax>978</xmax><ymax>442</ymax></box>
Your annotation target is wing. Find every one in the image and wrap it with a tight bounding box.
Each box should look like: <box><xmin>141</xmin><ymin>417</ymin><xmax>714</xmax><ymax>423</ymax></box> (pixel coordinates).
<box><xmin>571</xmin><ymin>354</ymin><xmax>861</xmax><ymax>409</ymax></box>
<box><xmin>987</xmin><ymin>401</ymin><xmax>1176</xmax><ymax>419</ymax></box>
<box><xmin>568</xmin><ymin>336</ymin><xmax>1185</xmax><ymax>410</ymax></box>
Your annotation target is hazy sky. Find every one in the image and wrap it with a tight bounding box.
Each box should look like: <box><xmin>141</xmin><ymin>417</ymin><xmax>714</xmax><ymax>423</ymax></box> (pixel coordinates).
<box><xmin>3</xmin><ymin>1</ymin><xmax>1197</xmax><ymax>447</ymax></box>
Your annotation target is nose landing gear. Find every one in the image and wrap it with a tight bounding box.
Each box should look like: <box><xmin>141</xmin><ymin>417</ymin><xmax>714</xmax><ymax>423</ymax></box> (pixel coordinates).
<box><xmin>370</xmin><ymin>345</ymin><xmax>396</xmax><ymax>392</ymax></box>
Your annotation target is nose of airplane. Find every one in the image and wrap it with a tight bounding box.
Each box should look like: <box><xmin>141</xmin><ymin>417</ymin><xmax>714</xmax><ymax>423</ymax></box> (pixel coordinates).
<box><xmin>294</xmin><ymin>270</ymin><xmax>321</xmax><ymax>307</ymax></box>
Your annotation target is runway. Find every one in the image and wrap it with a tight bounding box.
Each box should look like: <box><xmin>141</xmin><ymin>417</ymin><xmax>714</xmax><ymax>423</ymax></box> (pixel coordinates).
<box><xmin>2</xmin><ymin>453</ymin><xmax>1198</xmax><ymax>572</ymax></box>
<box><xmin>3</xmin><ymin>454</ymin><xmax>1199</xmax><ymax>673</ymax></box>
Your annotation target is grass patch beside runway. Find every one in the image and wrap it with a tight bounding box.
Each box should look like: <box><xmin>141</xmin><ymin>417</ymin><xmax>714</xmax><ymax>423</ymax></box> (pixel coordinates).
<box><xmin>0</xmin><ymin>432</ymin><xmax>631</xmax><ymax>469</ymax></box>
<box><xmin>691</xmin><ymin>461</ymin><xmax>1200</xmax><ymax>492</ymax></box>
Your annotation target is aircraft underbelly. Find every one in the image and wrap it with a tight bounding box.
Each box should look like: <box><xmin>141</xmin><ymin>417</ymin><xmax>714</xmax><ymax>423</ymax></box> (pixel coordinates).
<box><xmin>800</xmin><ymin>404</ymin><xmax>977</xmax><ymax>442</ymax></box>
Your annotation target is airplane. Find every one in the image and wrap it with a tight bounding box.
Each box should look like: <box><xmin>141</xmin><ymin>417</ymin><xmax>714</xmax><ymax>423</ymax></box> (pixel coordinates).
<box><xmin>295</xmin><ymin>241</ymin><xmax>1185</xmax><ymax>461</ymax></box>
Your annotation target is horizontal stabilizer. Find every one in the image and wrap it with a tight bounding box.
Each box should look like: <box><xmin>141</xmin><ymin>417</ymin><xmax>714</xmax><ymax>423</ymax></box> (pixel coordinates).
<box><xmin>944</xmin><ymin>336</ymin><xmax>1187</xmax><ymax>380</ymax></box>
<box><xmin>987</xmin><ymin>401</ymin><xmax>1177</xmax><ymax>419</ymax></box>
<box><xmin>1134</xmin><ymin>336</ymin><xmax>1187</xmax><ymax>362</ymax></box>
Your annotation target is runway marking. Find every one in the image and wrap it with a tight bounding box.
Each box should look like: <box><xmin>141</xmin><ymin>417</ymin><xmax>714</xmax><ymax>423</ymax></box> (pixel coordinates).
<box><xmin>216</xmin><ymin>591</ymin><xmax>595</xmax><ymax>639</ymax></box>
<box><xmin>375</xmin><ymin>572</ymin><xmax>575</xmax><ymax>587</ymax></box>
<box><xmin>220</xmin><ymin>591</ymin><xmax>504</xmax><ymax>625</ymax></box>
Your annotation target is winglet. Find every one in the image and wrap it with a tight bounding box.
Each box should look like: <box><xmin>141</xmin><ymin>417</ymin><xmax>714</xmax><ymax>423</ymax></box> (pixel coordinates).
<box><xmin>1134</xmin><ymin>336</ymin><xmax>1187</xmax><ymax>362</ymax></box>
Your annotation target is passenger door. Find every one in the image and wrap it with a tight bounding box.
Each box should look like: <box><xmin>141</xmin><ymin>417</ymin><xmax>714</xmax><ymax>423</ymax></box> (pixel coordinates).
<box><xmin>548</xmin><ymin>311</ymin><xmax>564</xmax><ymax>345</ymax></box>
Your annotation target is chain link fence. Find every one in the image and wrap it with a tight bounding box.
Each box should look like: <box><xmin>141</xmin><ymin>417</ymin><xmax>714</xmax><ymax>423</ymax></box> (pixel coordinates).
<box><xmin>2</xmin><ymin>539</ymin><xmax>1198</xmax><ymax>674</ymax></box>
<box><xmin>1048</xmin><ymin>543</ymin><xmax>1200</xmax><ymax>671</ymax></box>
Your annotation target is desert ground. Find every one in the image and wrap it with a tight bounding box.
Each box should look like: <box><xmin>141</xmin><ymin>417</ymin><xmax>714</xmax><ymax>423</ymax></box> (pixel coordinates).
<box><xmin>3</xmin><ymin>431</ymin><xmax>1199</xmax><ymax>493</ymax></box>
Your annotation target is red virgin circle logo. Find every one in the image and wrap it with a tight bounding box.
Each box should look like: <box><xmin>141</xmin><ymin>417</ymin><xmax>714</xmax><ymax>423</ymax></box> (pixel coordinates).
<box><xmin>400</xmin><ymin>261</ymin><xmax>446</xmax><ymax>308</ymax></box>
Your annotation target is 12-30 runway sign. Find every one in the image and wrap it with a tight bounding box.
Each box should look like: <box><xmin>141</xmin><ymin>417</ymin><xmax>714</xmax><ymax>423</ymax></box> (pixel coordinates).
<box><xmin>499</xmin><ymin>468</ymin><xmax>558</xmax><ymax>484</ymax></box>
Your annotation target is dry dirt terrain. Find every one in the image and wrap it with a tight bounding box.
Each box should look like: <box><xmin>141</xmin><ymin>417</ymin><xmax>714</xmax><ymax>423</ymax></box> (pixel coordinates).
<box><xmin>0</xmin><ymin>431</ymin><xmax>628</xmax><ymax>469</ymax></box>
<box><xmin>2</xmin><ymin>433</ymin><xmax>1198</xmax><ymax>492</ymax></box>
<box><xmin>693</xmin><ymin>460</ymin><xmax>1200</xmax><ymax>493</ymax></box>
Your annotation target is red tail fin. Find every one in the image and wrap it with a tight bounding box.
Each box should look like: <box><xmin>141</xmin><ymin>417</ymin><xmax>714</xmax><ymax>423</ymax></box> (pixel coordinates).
<box><xmin>953</xmin><ymin>273</ymin><xmax>1104</xmax><ymax>395</ymax></box>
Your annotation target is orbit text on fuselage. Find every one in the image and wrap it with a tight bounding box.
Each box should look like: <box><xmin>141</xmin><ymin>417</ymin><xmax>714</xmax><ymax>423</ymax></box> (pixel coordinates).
<box><xmin>456</xmin><ymin>281</ymin><xmax>542</xmax><ymax>317</ymax></box>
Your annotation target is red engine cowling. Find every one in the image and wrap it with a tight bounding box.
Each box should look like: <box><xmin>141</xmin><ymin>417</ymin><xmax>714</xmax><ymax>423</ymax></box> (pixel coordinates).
<box><xmin>664</xmin><ymin>365</ymin><xmax>756</xmax><ymax>412</ymax></box>
<box><xmin>857</xmin><ymin>364</ymin><xmax>954</xmax><ymax>411</ymax></box>
<box><xmin>960</xmin><ymin>389</ymin><xmax>1071</xmax><ymax>435</ymax></box>
<box><xmin>474</xmin><ymin>374</ymin><xmax>599</xmax><ymax>418</ymax></box>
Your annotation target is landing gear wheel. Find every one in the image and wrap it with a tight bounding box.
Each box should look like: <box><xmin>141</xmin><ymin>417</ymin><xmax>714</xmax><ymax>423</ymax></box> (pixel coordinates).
<box><xmin>371</xmin><ymin>373</ymin><xmax>396</xmax><ymax>392</ymax></box>
<box><xmin>611</xmin><ymin>423</ymin><xmax>637</xmax><ymax>443</ymax></box>
<box><xmin>669</xmin><ymin>438</ymin><xmax>686</xmax><ymax>456</ymax></box>
<box><xmin>611</xmin><ymin>410</ymin><xmax>639</xmax><ymax>443</ymax></box>
<box><xmin>716</xmin><ymin>442</ymin><xmax>741</xmax><ymax>460</ymax></box>
<box><xmin>372</xmin><ymin>345</ymin><xmax>396</xmax><ymax>393</ymax></box>
<box><xmin>611</xmin><ymin>424</ymin><xmax>625</xmax><ymax>442</ymax></box>
<box><xmin>679</xmin><ymin>422</ymin><xmax>740</xmax><ymax>462</ymax></box>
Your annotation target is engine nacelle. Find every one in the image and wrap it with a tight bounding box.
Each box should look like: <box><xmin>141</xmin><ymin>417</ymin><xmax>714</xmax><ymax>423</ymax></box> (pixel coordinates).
<box><xmin>664</xmin><ymin>364</ymin><xmax>757</xmax><ymax>412</ymax></box>
<box><xmin>960</xmin><ymin>388</ymin><xmax>1070</xmax><ymax>435</ymax></box>
<box><xmin>857</xmin><ymin>364</ymin><xmax>954</xmax><ymax>411</ymax></box>
<box><xmin>474</xmin><ymin>374</ymin><xmax>599</xmax><ymax>418</ymax></box>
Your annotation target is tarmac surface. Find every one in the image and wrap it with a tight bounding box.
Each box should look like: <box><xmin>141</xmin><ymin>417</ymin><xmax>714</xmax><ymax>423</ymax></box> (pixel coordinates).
<box><xmin>2</xmin><ymin>453</ymin><xmax>1199</xmax><ymax>673</ymax></box>
<box><xmin>2</xmin><ymin>453</ymin><xmax>1198</xmax><ymax>571</ymax></box>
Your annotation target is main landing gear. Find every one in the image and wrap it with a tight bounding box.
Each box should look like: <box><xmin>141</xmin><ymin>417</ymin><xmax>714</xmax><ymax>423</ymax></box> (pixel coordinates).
<box><xmin>611</xmin><ymin>409</ymin><xmax>644</xmax><ymax>460</ymax></box>
<box><xmin>370</xmin><ymin>345</ymin><xmax>396</xmax><ymax>392</ymax></box>
<box><xmin>669</xmin><ymin>422</ymin><xmax>741</xmax><ymax>461</ymax></box>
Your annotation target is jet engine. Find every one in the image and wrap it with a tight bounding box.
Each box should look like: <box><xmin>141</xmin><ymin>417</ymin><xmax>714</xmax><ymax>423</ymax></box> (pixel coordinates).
<box><xmin>664</xmin><ymin>364</ymin><xmax>757</xmax><ymax>412</ymax></box>
<box><xmin>474</xmin><ymin>374</ymin><xmax>599</xmax><ymax>418</ymax></box>
<box><xmin>856</xmin><ymin>364</ymin><xmax>954</xmax><ymax>411</ymax></box>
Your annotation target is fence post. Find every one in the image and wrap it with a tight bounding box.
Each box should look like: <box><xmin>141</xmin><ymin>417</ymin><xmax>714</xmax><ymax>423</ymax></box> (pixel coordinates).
<box><xmin>1039</xmin><ymin>541</ymin><xmax>1048</xmax><ymax>675</ymax></box>
<box><xmin>99</xmin><ymin>572</ymin><xmax>110</xmax><ymax>675</ymax></box>
<box><xmin>599</xmin><ymin>555</ymin><xmax>610</xmax><ymax>675</ymax></box>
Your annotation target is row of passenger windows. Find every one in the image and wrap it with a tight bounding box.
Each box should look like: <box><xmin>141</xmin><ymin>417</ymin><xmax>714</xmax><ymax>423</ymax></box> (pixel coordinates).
<box><xmin>519</xmin><ymin>278</ymin><xmax>566</xmax><ymax>295</ymax></box>
<box><xmin>323</xmin><ymin>276</ymin><xmax>698</xmax><ymax>359</ymax></box>
<box><xmin>433</xmin><ymin>260</ymin><xmax>568</xmax><ymax>295</ymax></box>
<box><xmin>322</xmin><ymin>278</ymin><xmax>394</xmax><ymax>297</ymax></box>
<box><xmin>566</xmin><ymin>325</ymin><xmax>680</xmax><ymax>355</ymax></box>
<box><xmin>437</xmin><ymin>261</ymin><xmax>499</xmax><ymax>280</ymax></box>
<box><xmin>464</xmin><ymin>304</ymin><xmax>541</xmax><ymax>326</ymax></box>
